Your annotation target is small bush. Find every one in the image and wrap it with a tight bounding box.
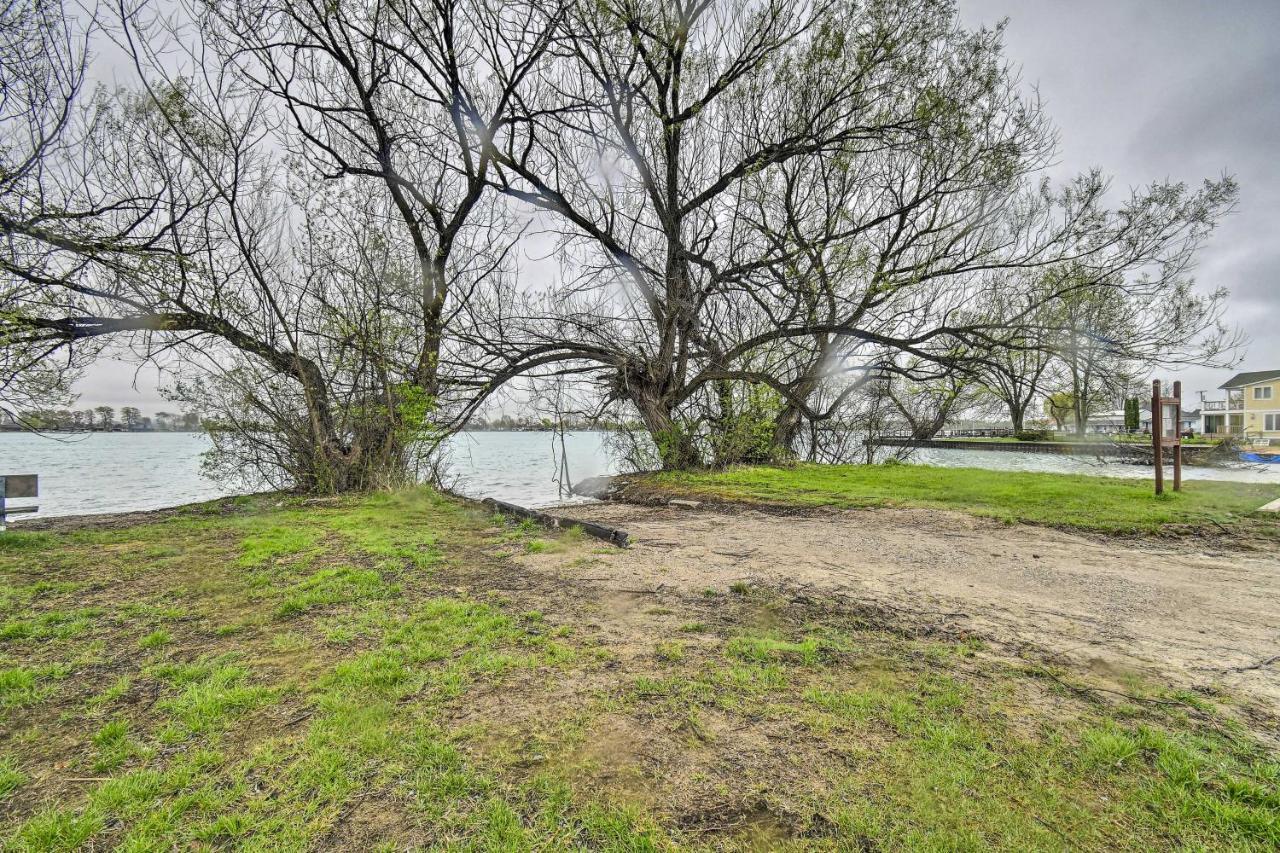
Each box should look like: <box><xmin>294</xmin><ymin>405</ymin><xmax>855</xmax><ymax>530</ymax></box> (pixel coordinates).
<box><xmin>1014</xmin><ymin>430</ymin><xmax>1050</xmax><ymax>441</ymax></box>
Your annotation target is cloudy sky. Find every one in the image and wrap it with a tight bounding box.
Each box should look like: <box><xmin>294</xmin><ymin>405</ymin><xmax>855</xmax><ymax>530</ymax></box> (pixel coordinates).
<box><xmin>958</xmin><ymin>0</ymin><xmax>1280</xmax><ymax>403</ymax></box>
<box><xmin>73</xmin><ymin>0</ymin><xmax>1280</xmax><ymax>414</ymax></box>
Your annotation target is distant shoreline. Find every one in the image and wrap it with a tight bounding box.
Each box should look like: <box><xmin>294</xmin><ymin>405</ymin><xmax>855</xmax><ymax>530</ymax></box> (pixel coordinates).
<box><xmin>0</xmin><ymin>426</ymin><xmax>606</xmax><ymax>435</ymax></box>
<box><xmin>0</xmin><ymin>428</ymin><xmax>205</xmax><ymax>435</ymax></box>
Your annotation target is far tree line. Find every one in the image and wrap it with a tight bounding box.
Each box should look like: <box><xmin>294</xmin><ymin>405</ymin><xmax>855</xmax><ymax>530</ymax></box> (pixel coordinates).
<box><xmin>1</xmin><ymin>0</ymin><xmax>1240</xmax><ymax>492</ymax></box>
<box><xmin>11</xmin><ymin>407</ymin><xmax>203</xmax><ymax>432</ymax></box>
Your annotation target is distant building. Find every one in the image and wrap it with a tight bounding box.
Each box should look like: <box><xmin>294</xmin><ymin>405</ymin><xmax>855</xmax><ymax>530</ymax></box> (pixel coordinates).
<box><xmin>1088</xmin><ymin>408</ymin><xmax>1150</xmax><ymax>434</ymax></box>
<box><xmin>1070</xmin><ymin>404</ymin><xmax>1197</xmax><ymax>436</ymax></box>
<box><xmin>1201</xmin><ymin>370</ymin><xmax>1280</xmax><ymax>440</ymax></box>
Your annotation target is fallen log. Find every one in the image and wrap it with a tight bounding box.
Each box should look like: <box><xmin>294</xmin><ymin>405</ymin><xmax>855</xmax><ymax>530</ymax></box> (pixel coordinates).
<box><xmin>482</xmin><ymin>497</ymin><xmax>629</xmax><ymax>548</ymax></box>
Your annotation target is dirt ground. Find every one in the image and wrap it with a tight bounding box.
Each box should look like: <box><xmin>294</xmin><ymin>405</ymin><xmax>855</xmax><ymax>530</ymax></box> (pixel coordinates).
<box><xmin>536</xmin><ymin>501</ymin><xmax>1280</xmax><ymax>706</ymax></box>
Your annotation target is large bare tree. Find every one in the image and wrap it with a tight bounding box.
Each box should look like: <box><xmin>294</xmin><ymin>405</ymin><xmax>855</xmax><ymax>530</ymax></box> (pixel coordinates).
<box><xmin>1</xmin><ymin>0</ymin><xmax>559</xmax><ymax>490</ymax></box>
<box><xmin>475</xmin><ymin>0</ymin><xmax>1057</xmax><ymax>467</ymax></box>
<box><xmin>1</xmin><ymin>0</ymin><xmax>1244</xmax><ymax>486</ymax></box>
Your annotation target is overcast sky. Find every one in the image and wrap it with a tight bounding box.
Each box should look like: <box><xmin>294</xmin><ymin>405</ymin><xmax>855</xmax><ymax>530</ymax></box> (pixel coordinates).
<box><xmin>72</xmin><ymin>0</ymin><xmax>1280</xmax><ymax>414</ymax></box>
<box><xmin>958</xmin><ymin>0</ymin><xmax>1280</xmax><ymax>404</ymax></box>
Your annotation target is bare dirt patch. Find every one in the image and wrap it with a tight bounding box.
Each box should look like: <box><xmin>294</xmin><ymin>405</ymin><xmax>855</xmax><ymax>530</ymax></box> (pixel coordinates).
<box><xmin>544</xmin><ymin>502</ymin><xmax>1280</xmax><ymax>708</ymax></box>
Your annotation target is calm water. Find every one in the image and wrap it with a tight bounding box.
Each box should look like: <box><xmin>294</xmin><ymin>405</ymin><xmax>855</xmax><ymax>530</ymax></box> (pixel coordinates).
<box><xmin>0</xmin><ymin>430</ymin><xmax>1275</xmax><ymax>519</ymax></box>
<box><xmin>0</xmin><ymin>431</ymin><xmax>618</xmax><ymax>519</ymax></box>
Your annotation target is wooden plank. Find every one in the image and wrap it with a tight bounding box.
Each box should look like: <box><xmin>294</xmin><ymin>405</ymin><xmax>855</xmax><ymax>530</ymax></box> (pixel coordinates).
<box><xmin>1173</xmin><ymin>380</ymin><xmax>1183</xmax><ymax>491</ymax></box>
<box><xmin>1152</xmin><ymin>380</ymin><xmax>1164</xmax><ymax>495</ymax></box>
<box><xmin>482</xmin><ymin>498</ymin><xmax>629</xmax><ymax>548</ymax></box>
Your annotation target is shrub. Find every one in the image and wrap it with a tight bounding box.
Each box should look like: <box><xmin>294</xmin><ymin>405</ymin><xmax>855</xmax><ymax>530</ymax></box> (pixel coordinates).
<box><xmin>1014</xmin><ymin>430</ymin><xmax>1050</xmax><ymax>441</ymax></box>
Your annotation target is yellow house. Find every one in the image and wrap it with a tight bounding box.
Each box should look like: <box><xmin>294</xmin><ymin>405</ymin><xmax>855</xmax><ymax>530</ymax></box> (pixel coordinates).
<box><xmin>1201</xmin><ymin>370</ymin><xmax>1280</xmax><ymax>441</ymax></box>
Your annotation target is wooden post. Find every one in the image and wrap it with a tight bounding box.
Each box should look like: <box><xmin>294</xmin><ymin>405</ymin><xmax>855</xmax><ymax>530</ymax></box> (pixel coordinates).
<box><xmin>1152</xmin><ymin>381</ymin><xmax>1164</xmax><ymax>495</ymax></box>
<box><xmin>1172</xmin><ymin>380</ymin><xmax>1183</xmax><ymax>492</ymax></box>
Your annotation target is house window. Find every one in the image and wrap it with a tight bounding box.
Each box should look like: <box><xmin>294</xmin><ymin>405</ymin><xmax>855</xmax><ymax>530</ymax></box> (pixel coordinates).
<box><xmin>1254</xmin><ymin>386</ymin><xmax>1274</xmax><ymax>400</ymax></box>
<box><xmin>1267</xmin><ymin>414</ymin><xmax>1280</xmax><ymax>431</ymax></box>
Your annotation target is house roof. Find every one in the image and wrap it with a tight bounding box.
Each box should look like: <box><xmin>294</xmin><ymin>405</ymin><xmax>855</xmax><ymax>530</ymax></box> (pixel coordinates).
<box><xmin>1218</xmin><ymin>370</ymin><xmax>1280</xmax><ymax>389</ymax></box>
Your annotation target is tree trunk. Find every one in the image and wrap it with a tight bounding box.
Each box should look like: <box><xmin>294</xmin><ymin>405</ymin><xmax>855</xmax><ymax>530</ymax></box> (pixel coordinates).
<box><xmin>771</xmin><ymin>403</ymin><xmax>806</xmax><ymax>459</ymax></box>
<box><xmin>631</xmin><ymin>385</ymin><xmax>699</xmax><ymax>470</ymax></box>
<box><xmin>1074</xmin><ymin>401</ymin><xmax>1088</xmax><ymax>436</ymax></box>
<box><xmin>910</xmin><ymin>405</ymin><xmax>951</xmax><ymax>440</ymax></box>
<box><xmin>771</xmin><ymin>364</ymin><xmax>824</xmax><ymax>459</ymax></box>
<box><xmin>1008</xmin><ymin>402</ymin><xmax>1025</xmax><ymax>433</ymax></box>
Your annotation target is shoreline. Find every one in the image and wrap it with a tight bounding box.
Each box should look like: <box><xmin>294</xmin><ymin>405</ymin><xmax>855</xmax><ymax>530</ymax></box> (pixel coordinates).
<box><xmin>869</xmin><ymin>435</ymin><xmax>1224</xmax><ymax>462</ymax></box>
<box><xmin>6</xmin><ymin>430</ymin><xmax>1278</xmax><ymax>522</ymax></box>
<box><xmin>9</xmin><ymin>456</ymin><xmax>1280</xmax><ymax>531</ymax></box>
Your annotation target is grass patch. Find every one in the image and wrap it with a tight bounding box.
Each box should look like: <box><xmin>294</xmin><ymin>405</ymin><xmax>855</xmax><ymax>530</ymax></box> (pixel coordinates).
<box><xmin>0</xmin><ymin>756</ymin><xmax>24</xmax><ymax>800</ymax></box>
<box><xmin>0</xmin><ymin>664</ymin><xmax>68</xmax><ymax>711</ymax></box>
<box><xmin>138</xmin><ymin>629</ymin><xmax>171</xmax><ymax>650</ymax></box>
<box><xmin>1</xmin><ymin>486</ymin><xmax>1276</xmax><ymax>849</ymax></box>
<box><xmin>235</xmin><ymin>521</ymin><xmax>323</xmax><ymax>568</ymax></box>
<box><xmin>273</xmin><ymin>565</ymin><xmax>396</xmax><ymax>619</ymax></box>
<box><xmin>149</xmin><ymin>658</ymin><xmax>275</xmax><ymax>743</ymax></box>
<box><xmin>1</xmin><ymin>608</ymin><xmax>100</xmax><ymax>643</ymax></box>
<box><xmin>648</xmin><ymin>463</ymin><xmax>1280</xmax><ymax>535</ymax></box>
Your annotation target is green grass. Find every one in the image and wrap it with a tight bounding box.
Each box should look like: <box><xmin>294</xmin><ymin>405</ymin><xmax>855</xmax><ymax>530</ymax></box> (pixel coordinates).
<box><xmin>273</xmin><ymin>565</ymin><xmax>396</xmax><ymax>618</ymax></box>
<box><xmin>138</xmin><ymin>629</ymin><xmax>171</xmax><ymax>650</ymax></box>
<box><xmin>648</xmin><ymin>462</ymin><xmax>1280</xmax><ymax>535</ymax></box>
<box><xmin>1</xmin><ymin>487</ymin><xmax>1276</xmax><ymax>850</ymax></box>
<box><xmin>0</xmin><ymin>756</ymin><xmax>23</xmax><ymax>801</ymax></box>
<box><xmin>0</xmin><ymin>664</ymin><xmax>68</xmax><ymax>710</ymax></box>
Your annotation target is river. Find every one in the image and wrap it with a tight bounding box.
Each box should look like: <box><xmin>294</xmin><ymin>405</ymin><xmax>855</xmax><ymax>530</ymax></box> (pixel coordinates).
<box><xmin>0</xmin><ymin>430</ymin><xmax>1276</xmax><ymax>519</ymax></box>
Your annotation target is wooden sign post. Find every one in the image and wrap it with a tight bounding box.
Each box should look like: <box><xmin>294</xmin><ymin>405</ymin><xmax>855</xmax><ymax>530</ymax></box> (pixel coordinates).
<box><xmin>0</xmin><ymin>474</ymin><xmax>39</xmax><ymax>529</ymax></box>
<box><xmin>1151</xmin><ymin>381</ymin><xmax>1182</xmax><ymax>495</ymax></box>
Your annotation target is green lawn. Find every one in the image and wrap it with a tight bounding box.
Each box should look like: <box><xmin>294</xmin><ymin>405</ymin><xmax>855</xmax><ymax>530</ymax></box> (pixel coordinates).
<box><xmin>1</xmin><ymin>489</ymin><xmax>1277</xmax><ymax>849</ymax></box>
<box><xmin>648</xmin><ymin>463</ymin><xmax>1280</xmax><ymax>535</ymax></box>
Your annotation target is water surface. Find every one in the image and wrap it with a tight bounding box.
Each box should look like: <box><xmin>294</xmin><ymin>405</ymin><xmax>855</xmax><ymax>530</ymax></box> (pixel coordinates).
<box><xmin>1</xmin><ymin>430</ymin><xmax>1274</xmax><ymax>520</ymax></box>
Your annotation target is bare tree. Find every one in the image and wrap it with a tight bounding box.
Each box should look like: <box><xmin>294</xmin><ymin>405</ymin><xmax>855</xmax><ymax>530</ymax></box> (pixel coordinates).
<box><xmin>1</xmin><ymin>0</ymin><xmax>1245</xmax><ymax>486</ymax></box>
<box><xmin>970</xmin><ymin>274</ymin><xmax>1060</xmax><ymax>432</ymax></box>
<box><xmin>0</xmin><ymin>0</ymin><xmax>560</xmax><ymax>491</ymax></box>
<box><xmin>0</xmin><ymin>3</ymin><xmax>137</xmax><ymax>424</ymax></box>
<box><xmin>477</xmin><ymin>0</ymin><xmax>1058</xmax><ymax>467</ymax></box>
<box><xmin>884</xmin><ymin>370</ymin><xmax>982</xmax><ymax>440</ymax></box>
<box><xmin>196</xmin><ymin>0</ymin><xmax>561</xmax><ymax>406</ymax></box>
<box><xmin>1048</xmin><ymin>269</ymin><xmax>1239</xmax><ymax>436</ymax></box>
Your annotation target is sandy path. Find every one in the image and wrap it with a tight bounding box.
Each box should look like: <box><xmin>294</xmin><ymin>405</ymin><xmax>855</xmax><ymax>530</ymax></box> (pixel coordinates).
<box><xmin>552</xmin><ymin>502</ymin><xmax>1280</xmax><ymax>704</ymax></box>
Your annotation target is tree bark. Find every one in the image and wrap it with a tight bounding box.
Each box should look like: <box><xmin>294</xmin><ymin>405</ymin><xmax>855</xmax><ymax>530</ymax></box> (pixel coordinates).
<box><xmin>1008</xmin><ymin>402</ymin><xmax>1025</xmax><ymax>433</ymax></box>
<box><xmin>631</xmin><ymin>384</ymin><xmax>699</xmax><ymax>470</ymax></box>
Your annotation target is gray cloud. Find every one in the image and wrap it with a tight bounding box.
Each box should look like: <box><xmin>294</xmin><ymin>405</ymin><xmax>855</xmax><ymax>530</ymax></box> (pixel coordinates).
<box><xmin>960</xmin><ymin>0</ymin><xmax>1280</xmax><ymax>398</ymax></box>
